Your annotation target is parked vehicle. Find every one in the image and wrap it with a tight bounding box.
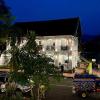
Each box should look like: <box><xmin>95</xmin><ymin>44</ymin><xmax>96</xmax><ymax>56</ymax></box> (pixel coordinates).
<box><xmin>72</xmin><ymin>74</ymin><xmax>100</xmax><ymax>98</ymax></box>
<box><xmin>0</xmin><ymin>72</ymin><xmax>31</xmax><ymax>94</ymax></box>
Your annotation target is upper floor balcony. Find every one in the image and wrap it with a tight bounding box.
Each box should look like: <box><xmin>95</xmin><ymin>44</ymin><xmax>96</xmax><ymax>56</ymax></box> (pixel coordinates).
<box><xmin>39</xmin><ymin>45</ymin><xmax>70</xmax><ymax>53</ymax></box>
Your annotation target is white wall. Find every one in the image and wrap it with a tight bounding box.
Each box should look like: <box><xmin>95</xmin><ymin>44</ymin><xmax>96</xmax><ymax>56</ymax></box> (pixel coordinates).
<box><xmin>36</xmin><ymin>35</ymin><xmax>79</xmax><ymax>69</ymax></box>
<box><xmin>0</xmin><ymin>35</ymin><xmax>79</xmax><ymax>70</ymax></box>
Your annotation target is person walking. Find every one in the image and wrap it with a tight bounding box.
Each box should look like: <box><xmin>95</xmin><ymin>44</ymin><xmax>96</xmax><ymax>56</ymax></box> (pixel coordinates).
<box><xmin>59</xmin><ymin>63</ymin><xmax>64</xmax><ymax>73</ymax></box>
<box><xmin>61</xmin><ymin>64</ymin><xmax>64</xmax><ymax>73</ymax></box>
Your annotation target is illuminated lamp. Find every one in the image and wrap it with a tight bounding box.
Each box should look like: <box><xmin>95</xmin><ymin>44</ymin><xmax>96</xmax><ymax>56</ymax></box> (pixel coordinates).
<box><xmin>69</xmin><ymin>56</ymin><xmax>72</xmax><ymax>60</ymax></box>
<box><xmin>92</xmin><ymin>59</ymin><xmax>96</xmax><ymax>62</ymax></box>
<box><xmin>55</xmin><ymin>49</ymin><xmax>57</xmax><ymax>52</ymax></box>
<box><xmin>42</xmin><ymin>48</ymin><xmax>45</xmax><ymax>52</ymax></box>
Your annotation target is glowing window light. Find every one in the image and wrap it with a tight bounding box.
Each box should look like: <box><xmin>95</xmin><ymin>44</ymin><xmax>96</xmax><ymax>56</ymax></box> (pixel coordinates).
<box><xmin>69</xmin><ymin>56</ymin><xmax>72</xmax><ymax>60</ymax></box>
<box><xmin>61</xmin><ymin>38</ymin><xmax>66</xmax><ymax>46</ymax></box>
<box><xmin>42</xmin><ymin>48</ymin><xmax>45</xmax><ymax>52</ymax></box>
<box><xmin>55</xmin><ymin>49</ymin><xmax>57</xmax><ymax>52</ymax></box>
<box><xmin>92</xmin><ymin>59</ymin><xmax>96</xmax><ymax>62</ymax></box>
<box><xmin>70</xmin><ymin>47</ymin><xmax>72</xmax><ymax>51</ymax></box>
<box><xmin>68</xmin><ymin>39</ymin><xmax>72</xmax><ymax>44</ymax></box>
<box><xmin>66</xmin><ymin>39</ymin><xmax>68</xmax><ymax>45</ymax></box>
<box><xmin>71</xmin><ymin>40</ymin><xmax>74</xmax><ymax>46</ymax></box>
<box><xmin>47</xmin><ymin>39</ymin><xmax>52</xmax><ymax>45</ymax></box>
<box><xmin>54</xmin><ymin>55</ymin><xmax>58</xmax><ymax>59</ymax></box>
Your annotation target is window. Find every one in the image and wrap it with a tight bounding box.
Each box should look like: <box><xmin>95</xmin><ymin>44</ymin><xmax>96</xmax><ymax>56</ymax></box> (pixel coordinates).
<box><xmin>46</xmin><ymin>40</ymin><xmax>55</xmax><ymax>51</ymax></box>
<box><xmin>51</xmin><ymin>42</ymin><xmax>55</xmax><ymax>50</ymax></box>
<box><xmin>38</xmin><ymin>41</ymin><xmax>43</xmax><ymax>50</ymax></box>
<box><xmin>61</xmin><ymin>39</ymin><xmax>69</xmax><ymax>51</ymax></box>
<box><xmin>46</xmin><ymin>45</ymin><xmax>50</xmax><ymax>50</ymax></box>
<box><xmin>61</xmin><ymin>45</ymin><xmax>69</xmax><ymax>51</ymax></box>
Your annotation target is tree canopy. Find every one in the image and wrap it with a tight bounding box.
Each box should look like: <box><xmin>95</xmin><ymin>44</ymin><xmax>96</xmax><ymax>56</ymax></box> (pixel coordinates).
<box><xmin>0</xmin><ymin>0</ymin><xmax>15</xmax><ymax>40</ymax></box>
<box><xmin>9</xmin><ymin>31</ymin><xmax>61</xmax><ymax>99</ymax></box>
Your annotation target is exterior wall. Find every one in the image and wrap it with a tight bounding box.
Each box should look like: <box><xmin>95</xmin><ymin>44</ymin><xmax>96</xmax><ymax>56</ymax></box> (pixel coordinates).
<box><xmin>0</xmin><ymin>37</ymin><xmax>27</xmax><ymax>66</ymax></box>
<box><xmin>0</xmin><ymin>35</ymin><xmax>79</xmax><ymax>70</ymax></box>
<box><xmin>36</xmin><ymin>35</ymin><xmax>79</xmax><ymax>70</ymax></box>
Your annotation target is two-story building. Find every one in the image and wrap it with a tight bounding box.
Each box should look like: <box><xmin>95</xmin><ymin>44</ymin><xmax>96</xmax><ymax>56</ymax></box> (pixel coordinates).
<box><xmin>15</xmin><ymin>17</ymin><xmax>81</xmax><ymax>70</ymax></box>
<box><xmin>36</xmin><ymin>35</ymin><xmax>78</xmax><ymax>70</ymax></box>
<box><xmin>0</xmin><ymin>17</ymin><xmax>81</xmax><ymax>70</ymax></box>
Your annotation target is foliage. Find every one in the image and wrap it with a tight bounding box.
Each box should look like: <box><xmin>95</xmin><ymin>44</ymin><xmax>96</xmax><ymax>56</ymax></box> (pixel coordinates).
<box><xmin>9</xmin><ymin>31</ymin><xmax>61</xmax><ymax>100</ymax></box>
<box><xmin>0</xmin><ymin>0</ymin><xmax>15</xmax><ymax>43</ymax></box>
<box><xmin>0</xmin><ymin>1</ymin><xmax>61</xmax><ymax>99</ymax></box>
<box><xmin>0</xmin><ymin>83</ymin><xmax>23</xmax><ymax>100</ymax></box>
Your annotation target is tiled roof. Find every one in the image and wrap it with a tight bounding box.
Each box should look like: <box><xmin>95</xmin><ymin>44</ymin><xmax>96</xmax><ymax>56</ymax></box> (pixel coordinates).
<box><xmin>15</xmin><ymin>17</ymin><xmax>81</xmax><ymax>37</ymax></box>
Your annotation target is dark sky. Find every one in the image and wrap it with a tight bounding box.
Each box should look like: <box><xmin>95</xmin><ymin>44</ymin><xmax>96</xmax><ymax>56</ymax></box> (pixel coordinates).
<box><xmin>5</xmin><ymin>0</ymin><xmax>100</xmax><ymax>36</ymax></box>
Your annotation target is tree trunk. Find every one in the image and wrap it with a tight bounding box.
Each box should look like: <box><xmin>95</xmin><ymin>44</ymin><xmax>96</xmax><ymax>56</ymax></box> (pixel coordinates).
<box><xmin>30</xmin><ymin>85</ymin><xmax>34</xmax><ymax>100</ymax></box>
<box><xmin>37</xmin><ymin>84</ymin><xmax>40</xmax><ymax>100</ymax></box>
<box><xmin>32</xmin><ymin>84</ymin><xmax>40</xmax><ymax>100</ymax></box>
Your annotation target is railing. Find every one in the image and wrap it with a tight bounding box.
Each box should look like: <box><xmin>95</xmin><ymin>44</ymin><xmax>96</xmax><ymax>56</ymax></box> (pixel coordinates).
<box><xmin>61</xmin><ymin>46</ymin><xmax>69</xmax><ymax>51</ymax></box>
<box><xmin>46</xmin><ymin>46</ymin><xmax>55</xmax><ymax>51</ymax></box>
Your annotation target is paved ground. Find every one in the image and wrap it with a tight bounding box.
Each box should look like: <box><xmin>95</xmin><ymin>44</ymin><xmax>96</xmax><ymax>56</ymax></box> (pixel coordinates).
<box><xmin>46</xmin><ymin>78</ymin><xmax>100</xmax><ymax>100</ymax></box>
<box><xmin>0</xmin><ymin>75</ymin><xmax>99</xmax><ymax>100</ymax></box>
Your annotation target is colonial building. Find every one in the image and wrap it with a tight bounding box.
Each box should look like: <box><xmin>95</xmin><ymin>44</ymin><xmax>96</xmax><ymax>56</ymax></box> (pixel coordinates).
<box><xmin>0</xmin><ymin>17</ymin><xmax>81</xmax><ymax>70</ymax></box>
<box><xmin>36</xmin><ymin>35</ymin><xmax>78</xmax><ymax>70</ymax></box>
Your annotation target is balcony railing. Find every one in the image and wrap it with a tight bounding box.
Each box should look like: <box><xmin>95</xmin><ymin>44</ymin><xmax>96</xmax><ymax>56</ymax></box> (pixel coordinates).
<box><xmin>61</xmin><ymin>46</ymin><xmax>69</xmax><ymax>51</ymax></box>
<box><xmin>38</xmin><ymin>45</ymin><xmax>43</xmax><ymax>51</ymax></box>
<box><xmin>46</xmin><ymin>45</ymin><xmax>55</xmax><ymax>51</ymax></box>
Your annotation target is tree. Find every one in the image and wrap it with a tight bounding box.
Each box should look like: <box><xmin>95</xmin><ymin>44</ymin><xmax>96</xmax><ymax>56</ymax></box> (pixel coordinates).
<box><xmin>0</xmin><ymin>0</ymin><xmax>15</xmax><ymax>55</ymax></box>
<box><xmin>0</xmin><ymin>0</ymin><xmax>14</xmax><ymax>37</ymax></box>
<box><xmin>9</xmin><ymin>31</ymin><xmax>61</xmax><ymax>100</ymax></box>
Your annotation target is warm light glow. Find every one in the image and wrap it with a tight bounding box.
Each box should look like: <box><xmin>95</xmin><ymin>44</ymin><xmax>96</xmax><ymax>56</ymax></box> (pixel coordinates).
<box><xmin>68</xmin><ymin>39</ymin><xmax>72</xmax><ymax>44</ymax></box>
<box><xmin>47</xmin><ymin>39</ymin><xmax>52</xmax><ymax>45</ymax></box>
<box><xmin>93</xmin><ymin>69</ymin><xmax>100</xmax><ymax>77</ymax></box>
<box><xmin>36</xmin><ymin>39</ymin><xmax>39</xmax><ymax>45</ymax></box>
<box><xmin>64</xmin><ymin>55</ymin><xmax>68</xmax><ymax>60</ymax></box>
<box><xmin>70</xmin><ymin>47</ymin><xmax>72</xmax><ymax>51</ymax></box>
<box><xmin>55</xmin><ymin>49</ymin><xmax>57</xmax><ymax>52</ymax></box>
<box><xmin>42</xmin><ymin>48</ymin><xmax>45</xmax><ymax>52</ymax></box>
<box><xmin>71</xmin><ymin>40</ymin><xmax>74</xmax><ymax>46</ymax></box>
<box><xmin>19</xmin><ymin>39</ymin><xmax>27</xmax><ymax>48</ymax></box>
<box><xmin>0</xmin><ymin>53</ymin><xmax>11</xmax><ymax>66</ymax></box>
<box><xmin>54</xmin><ymin>55</ymin><xmax>57</xmax><ymax>59</ymax></box>
<box><xmin>66</xmin><ymin>39</ymin><xmax>68</xmax><ymax>45</ymax></box>
<box><xmin>69</xmin><ymin>56</ymin><xmax>72</xmax><ymax>60</ymax></box>
<box><xmin>92</xmin><ymin>59</ymin><xmax>96</xmax><ymax>62</ymax></box>
<box><xmin>1</xmin><ymin>36</ymin><xmax>78</xmax><ymax>69</ymax></box>
<box><xmin>61</xmin><ymin>38</ymin><xmax>66</xmax><ymax>46</ymax></box>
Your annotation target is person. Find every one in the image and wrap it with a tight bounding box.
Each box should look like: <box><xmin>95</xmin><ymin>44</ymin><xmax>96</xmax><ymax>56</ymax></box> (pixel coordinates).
<box><xmin>61</xmin><ymin>64</ymin><xmax>64</xmax><ymax>73</ymax></box>
<box><xmin>92</xmin><ymin>62</ymin><xmax>98</xmax><ymax>70</ymax></box>
<box><xmin>59</xmin><ymin>63</ymin><xmax>64</xmax><ymax>73</ymax></box>
<box><xmin>86</xmin><ymin>62</ymin><xmax>92</xmax><ymax>74</ymax></box>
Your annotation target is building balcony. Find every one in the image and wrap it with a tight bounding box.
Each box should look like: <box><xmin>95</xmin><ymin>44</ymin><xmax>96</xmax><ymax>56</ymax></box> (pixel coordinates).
<box><xmin>46</xmin><ymin>45</ymin><xmax>55</xmax><ymax>51</ymax></box>
<box><xmin>61</xmin><ymin>46</ymin><xmax>69</xmax><ymax>51</ymax></box>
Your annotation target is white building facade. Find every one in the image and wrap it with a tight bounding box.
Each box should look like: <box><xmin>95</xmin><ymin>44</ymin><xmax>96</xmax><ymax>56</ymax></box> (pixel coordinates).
<box><xmin>36</xmin><ymin>35</ymin><xmax>79</xmax><ymax>70</ymax></box>
<box><xmin>0</xmin><ymin>18</ymin><xmax>81</xmax><ymax>70</ymax></box>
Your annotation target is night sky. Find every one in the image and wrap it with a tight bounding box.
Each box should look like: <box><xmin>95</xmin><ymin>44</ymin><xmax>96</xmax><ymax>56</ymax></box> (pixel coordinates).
<box><xmin>5</xmin><ymin>0</ymin><xmax>100</xmax><ymax>36</ymax></box>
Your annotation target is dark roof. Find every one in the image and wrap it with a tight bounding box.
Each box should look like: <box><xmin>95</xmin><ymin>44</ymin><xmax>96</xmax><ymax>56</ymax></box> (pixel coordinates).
<box><xmin>15</xmin><ymin>17</ymin><xmax>81</xmax><ymax>37</ymax></box>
